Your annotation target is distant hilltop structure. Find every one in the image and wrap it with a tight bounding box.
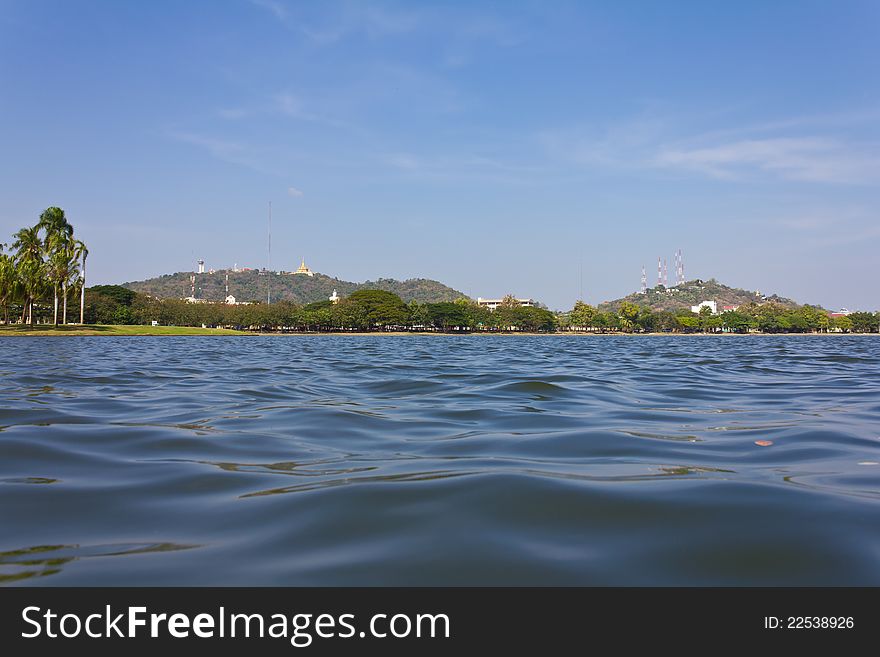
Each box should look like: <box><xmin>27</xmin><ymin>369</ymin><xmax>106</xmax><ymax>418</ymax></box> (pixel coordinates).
<box><xmin>293</xmin><ymin>258</ymin><xmax>314</xmax><ymax>277</ymax></box>
<box><xmin>642</xmin><ymin>249</ymin><xmax>685</xmax><ymax>290</ymax></box>
<box><xmin>190</xmin><ymin>257</ymin><xmax>317</xmax><ymax>277</ymax></box>
<box><xmin>123</xmin><ymin>265</ymin><xmax>468</xmax><ymax>305</ymax></box>
<box><xmin>601</xmin><ymin>277</ymin><xmax>803</xmax><ymax>314</ymax></box>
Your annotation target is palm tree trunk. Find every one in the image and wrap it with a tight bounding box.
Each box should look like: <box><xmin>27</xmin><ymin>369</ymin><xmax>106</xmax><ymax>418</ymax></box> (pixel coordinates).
<box><xmin>20</xmin><ymin>299</ymin><xmax>28</xmax><ymax>324</ymax></box>
<box><xmin>62</xmin><ymin>282</ymin><xmax>68</xmax><ymax>324</ymax></box>
<box><xmin>53</xmin><ymin>286</ymin><xmax>59</xmax><ymax>325</ymax></box>
<box><xmin>28</xmin><ymin>300</ymin><xmax>33</xmax><ymax>326</ymax></box>
<box><xmin>79</xmin><ymin>252</ymin><xmax>87</xmax><ymax>324</ymax></box>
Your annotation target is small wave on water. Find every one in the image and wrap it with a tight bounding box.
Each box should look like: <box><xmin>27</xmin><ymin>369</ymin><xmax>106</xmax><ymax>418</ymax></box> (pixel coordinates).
<box><xmin>0</xmin><ymin>334</ymin><xmax>878</xmax><ymax>585</ymax></box>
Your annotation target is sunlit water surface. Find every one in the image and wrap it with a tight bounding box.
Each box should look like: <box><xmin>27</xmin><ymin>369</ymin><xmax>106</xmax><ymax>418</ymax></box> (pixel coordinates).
<box><xmin>1</xmin><ymin>335</ymin><xmax>878</xmax><ymax>585</ymax></box>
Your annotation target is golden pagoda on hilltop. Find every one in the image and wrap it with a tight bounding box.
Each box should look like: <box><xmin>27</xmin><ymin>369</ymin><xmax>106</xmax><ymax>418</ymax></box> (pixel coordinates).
<box><xmin>293</xmin><ymin>258</ymin><xmax>314</xmax><ymax>277</ymax></box>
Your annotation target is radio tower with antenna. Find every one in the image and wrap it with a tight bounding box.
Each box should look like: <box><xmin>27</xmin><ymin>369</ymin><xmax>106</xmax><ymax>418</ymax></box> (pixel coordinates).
<box><xmin>641</xmin><ymin>266</ymin><xmax>647</xmax><ymax>294</ymax></box>
<box><xmin>266</xmin><ymin>201</ymin><xmax>272</xmax><ymax>304</ymax></box>
<box><xmin>657</xmin><ymin>257</ymin><xmax>662</xmax><ymax>287</ymax></box>
<box><xmin>677</xmin><ymin>249</ymin><xmax>685</xmax><ymax>286</ymax></box>
<box><xmin>663</xmin><ymin>259</ymin><xmax>668</xmax><ymax>287</ymax></box>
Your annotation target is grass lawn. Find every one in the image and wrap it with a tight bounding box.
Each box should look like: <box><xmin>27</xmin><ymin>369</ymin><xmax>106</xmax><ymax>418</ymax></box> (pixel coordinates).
<box><xmin>0</xmin><ymin>324</ymin><xmax>248</xmax><ymax>336</ymax></box>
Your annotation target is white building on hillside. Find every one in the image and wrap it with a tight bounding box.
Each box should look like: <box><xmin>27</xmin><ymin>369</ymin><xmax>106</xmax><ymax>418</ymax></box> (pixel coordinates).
<box><xmin>477</xmin><ymin>297</ymin><xmax>535</xmax><ymax>311</ymax></box>
<box><xmin>691</xmin><ymin>300</ymin><xmax>717</xmax><ymax>314</ymax></box>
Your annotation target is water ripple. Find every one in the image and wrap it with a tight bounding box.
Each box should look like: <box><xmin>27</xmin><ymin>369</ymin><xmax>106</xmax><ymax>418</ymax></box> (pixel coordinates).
<box><xmin>1</xmin><ymin>335</ymin><xmax>879</xmax><ymax>585</ymax></box>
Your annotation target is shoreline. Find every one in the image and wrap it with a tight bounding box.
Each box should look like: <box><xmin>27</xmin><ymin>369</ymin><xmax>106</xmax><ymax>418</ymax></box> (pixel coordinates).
<box><xmin>1</xmin><ymin>325</ymin><xmax>876</xmax><ymax>337</ymax></box>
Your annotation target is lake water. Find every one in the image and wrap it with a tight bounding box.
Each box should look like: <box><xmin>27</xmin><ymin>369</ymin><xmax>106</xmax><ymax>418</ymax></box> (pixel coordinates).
<box><xmin>1</xmin><ymin>335</ymin><xmax>878</xmax><ymax>586</ymax></box>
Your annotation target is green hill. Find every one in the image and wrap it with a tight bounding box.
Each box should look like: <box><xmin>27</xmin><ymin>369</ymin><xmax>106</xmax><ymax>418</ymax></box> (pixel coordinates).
<box><xmin>122</xmin><ymin>269</ymin><xmax>468</xmax><ymax>304</ymax></box>
<box><xmin>598</xmin><ymin>278</ymin><xmax>807</xmax><ymax>313</ymax></box>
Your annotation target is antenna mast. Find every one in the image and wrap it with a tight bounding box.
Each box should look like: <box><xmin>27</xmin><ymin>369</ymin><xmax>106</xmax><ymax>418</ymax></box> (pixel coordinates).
<box><xmin>579</xmin><ymin>259</ymin><xmax>583</xmax><ymax>301</ymax></box>
<box><xmin>267</xmin><ymin>201</ymin><xmax>272</xmax><ymax>304</ymax></box>
<box><xmin>641</xmin><ymin>266</ymin><xmax>647</xmax><ymax>294</ymax></box>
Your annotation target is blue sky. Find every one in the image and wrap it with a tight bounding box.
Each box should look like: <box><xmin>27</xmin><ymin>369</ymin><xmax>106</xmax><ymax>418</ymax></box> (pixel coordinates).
<box><xmin>1</xmin><ymin>0</ymin><xmax>878</xmax><ymax>310</ymax></box>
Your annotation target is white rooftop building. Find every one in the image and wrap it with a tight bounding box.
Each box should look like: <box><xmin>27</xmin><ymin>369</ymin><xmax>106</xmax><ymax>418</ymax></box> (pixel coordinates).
<box><xmin>477</xmin><ymin>297</ymin><xmax>535</xmax><ymax>311</ymax></box>
<box><xmin>691</xmin><ymin>300</ymin><xmax>718</xmax><ymax>314</ymax></box>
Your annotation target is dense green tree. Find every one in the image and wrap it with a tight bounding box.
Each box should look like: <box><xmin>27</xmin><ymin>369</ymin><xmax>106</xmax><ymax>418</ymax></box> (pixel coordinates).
<box><xmin>12</xmin><ymin>226</ymin><xmax>45</xmax><ymax>325</ymax></box>
<box><xmin>618</xmin><ymin>301</ymin><xmax>640</xmax><ymax>332</ymax></box>
<box><xmin>569</xmin><ymin>300</ymin><xmax>596</xmax><ymax>330</ymax></box>
<box><xmin>676</xmin><ymin>315</ymin><xmax>700</xmax><ymax>332</ymax></box>
<box><xmin>636</xmin><ymin>307</ymin><xmax>657</xmax><ymax>332</ymax></box>
<box><xmin>511</xmin><ymin>306</ymin><xmax>556</xmax><ymax>331</ymax></box>
<box><xmin>849</xmin><ymin>311</ymin><xmax>878</xmax><ymax>333</ymax></box>
<box><xmin>799</xmin><ymin>305</ymin><xmax>826</xmax><ymax>332</ymax></box>
<box><xmin>84</xmin><ymin>285</ymin><xmax>139</xmax><ymax>324</ymax></box>
<box><xmin>0</xmin><ymin>245</ymin><xmax>17</xmax><ymax>324</ymax></box>
<box><xmin>591</xmin><ymin>312</ymin><xmax>619</xmax><ymax>332</ymax></box>
<box><xmin>654</xmin><ymin>310</ymin><xmax>679</xmax><ymax>332</ymax></box>
<box><xmin>425</xmin><ymin>302</ymin><xmax>469</xmax><ymax>331</ymax></box>
<box><xmin>720</xmin><ymin>310</ymin><xmax>754</xmax><ymax>333</ymax></box>
<box><xmin>337</xmin><ymin>289</ymin><xmax>410</xmax><ymax>330</ymax></box>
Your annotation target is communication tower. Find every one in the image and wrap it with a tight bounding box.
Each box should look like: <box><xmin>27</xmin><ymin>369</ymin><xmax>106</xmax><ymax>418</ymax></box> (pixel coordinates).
<box><xmin>674</xmin><ymin>249</ymin><xmax>685</xmax><ymax>286</ymax></box>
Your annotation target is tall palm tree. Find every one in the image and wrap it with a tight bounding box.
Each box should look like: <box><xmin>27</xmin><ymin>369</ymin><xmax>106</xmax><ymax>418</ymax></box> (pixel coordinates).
<box><xmin>77</xmin><ymin>241</ymin><xmax>89</xmax><ymax>325</ymax></box>
<box><xmin>12</xmin><ymin>227</ymin><xmax>44</xmax><ymax>326</ymax></box>
<box><xmin>0</xmin><ymin>244</ymin><xmax>16</xmax><ymax>324</ymax></box>
<box><xmin>38</xmin><ymin>207</ymin><xmax>73</xmax><ymax>326</ymax></box>
<box><xmin>47</xmin><ymin>240</ymin><xmax>79</xmax><ymax>325</ymax></box>
<box><xmin>61</xmin><ymin>239</ymin><xmax>83</xmax><ymax>325</ymax></box>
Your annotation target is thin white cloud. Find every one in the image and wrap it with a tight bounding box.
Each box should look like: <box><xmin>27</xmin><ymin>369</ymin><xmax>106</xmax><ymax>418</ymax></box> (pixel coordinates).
<box><xmin>538</xmin><ymin>108</ymin><xmax>880</xmax><ymax>185</ymax></box>
<box><xmin>169</xmin><ymin>131</ymin><xmax>245</xmax><ymax>159</ymax></box>
<box><xmin>654</xmin><ymin>137</ymin><xmax>880</xmax><ymax>184</ymax></box>
<box><xmin>166</xmin><ymin>130</ymin><xmax>282</xmax><ymax>176</ymax></box>
<box><xmin>382</xmin><ymin>151</ymin><xmax>541</xmax><ymax>185</ymax></box>
<box><xmin>287</xmin><ymin>186</ymin><xmax>303</xmax><ymax>197</ymax></box>
<box><xmin>249</xmin><ymin>0</ymin><xmax>286</xmax><ymax>21</ymax></box>
<box><xmin>271</xmin><ymin>92</ymin><xmax>359</xmax><ymax>131</ymax></box>
<box><xmin>251</xmin><ymin>1</ymin><xmax>421</xmax><ymax>44</ymax></box>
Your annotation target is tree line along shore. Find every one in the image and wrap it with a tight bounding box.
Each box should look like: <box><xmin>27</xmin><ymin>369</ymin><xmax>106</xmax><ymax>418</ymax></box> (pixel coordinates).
<box><xmin>2</xmin><ymin>207</ymin><xmax>877</xmax><ymax>335</ymax></box>
<box><xmin>62</xmin><ymin>285</ymin><xmax>876</xmax><ymax>334</ymax></box>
